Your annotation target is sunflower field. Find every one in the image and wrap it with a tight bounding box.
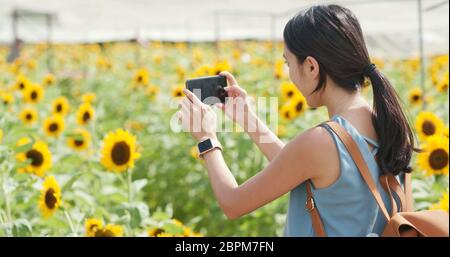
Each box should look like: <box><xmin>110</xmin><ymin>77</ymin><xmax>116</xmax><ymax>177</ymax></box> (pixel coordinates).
<box><xmin>0</xmin><ymin>41</ymin><xmax>448</xmax><ymax>237</ymax></box>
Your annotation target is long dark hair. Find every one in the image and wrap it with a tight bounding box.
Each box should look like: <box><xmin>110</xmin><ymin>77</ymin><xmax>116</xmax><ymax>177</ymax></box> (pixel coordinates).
<box><xmin>283</xmin><ymin>5</ymin><xmax>416</xmax><ymax>176</ymax></box>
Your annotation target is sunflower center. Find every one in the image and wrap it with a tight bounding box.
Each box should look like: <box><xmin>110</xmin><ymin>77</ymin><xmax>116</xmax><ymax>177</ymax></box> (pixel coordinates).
<box><xmin>295</xmin><ymin>102</ymin><xmax>303</xmax><ymax>112</ymax></box>
<box><xmin>422</xmin><ymin>121</ymin><xmax>436</xmax><ymax>136</ymax></box>
<box><xmin>83</xmin><ymin>111</ymin><xmax>91</xmax><ymax>122</ymax></box>
<box><xmin>137</xmin><ymin>76</ymin><xmax>143</xmax><ymax>82</ymax></box>
<box><xmin>26</xmin><ymin>149</ymin><xmax>44</xmax><ymax>166</ymax></box>
<box><xmin>95</xmin><ymin>228</ymin><xmax>114</xmax><ymax>237</ymax></box>
<box><xmin>4</xmin><ymin>100</ymin><xmax>8</xmax><ymax>105</ymax></box>
<box><xmin>19</xmin><ymin>82</ymin><xmax>25</xmax><ymax>89</ymax></box>
<box><xmin>26</xmin><ymin>113</ymin><xmax>32</xmax><ymax>120</ymax></box>
<box><xmin>45</xmin><ymin>188</ymin><xmax>57</xmax><ymax>209</ymax></box>
<box><xmin>74</xmin><ymin>139</ymin><xmax>84</xmax><ymax>146</ymax></box>
<box><xmin>31</xmin><ymin>91</ymin><xmax>38</xmax><ymax>100</ymax></box>
<box><xmin>287</xmin><ymin>91</ymin><xmax>294</xmax><ymax>97</ymax></box>
<box><xmin>111</xmin><ymin>141</ymin><xmax>131</xmax><ymax>165</ymax></box>
<box><xmin>151</xmin><ymin>228</ymin><xmax>165</xmax><ymax>236</ymax></box>
<box><xmin>412</xmin><ymin>94</ymin><xmax>420</xmax><ymax>102</ymax></box>
<box><xmin>176</xmin><ymin>91</ymin><xmax>182</xmax><ymax>97</ymax></box>
<box><xmin>428</xmin><ymin>149</ymin><xmax>449</xmax><ymax>170</ymax></box>
<box><xmin>284</xmin><ymin>111</ymin><xmax>290</xmax><ymax>119</ymax></box>
<box><xmin>56</xmin><ymin>104</ymin><xmax>62</xmax><ymax>112</ymax></box>
<box><xmin>49</xmin><ymin>123</ymin><xmax>59</xmax><ymax>132</ymax></box>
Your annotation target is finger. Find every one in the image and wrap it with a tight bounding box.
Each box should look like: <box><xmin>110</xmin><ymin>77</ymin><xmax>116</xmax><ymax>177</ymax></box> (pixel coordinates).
<box><xmin>181</xmin><ymin>97</ymin><xmax>192</xmax><ymax>109</ymax></box>
<box><xmin>175</xmin><ymin>110</ymin><xmax>183</xmax><ymax>122</ymax></box>
<box><xmin>183</xmin><ymin>88</ymin><xmax>203</xmax><ymax>106</ymax></box>
<box><xmin>219</xmin><ymin>71</ymin><xmax>238</xmax><ymax>86</ymax></box>
<box><xmin>215</xmin><ymin>103</ymin><xmax>224</xmax><ymax>111</ymax></box>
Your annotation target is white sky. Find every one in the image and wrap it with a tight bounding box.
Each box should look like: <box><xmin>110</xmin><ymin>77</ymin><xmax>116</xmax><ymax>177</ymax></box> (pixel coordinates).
<box><xmin>0</xmin><ymin>0</ymin><xmax>448</xmax><ymax>58</ymax></box>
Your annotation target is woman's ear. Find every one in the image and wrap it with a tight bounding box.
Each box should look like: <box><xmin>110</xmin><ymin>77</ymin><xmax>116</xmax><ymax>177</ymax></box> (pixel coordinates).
<box><xmin>304</xmin><ymin>56</ymin><xmax>320</xmax><ymax>79</ymax></box>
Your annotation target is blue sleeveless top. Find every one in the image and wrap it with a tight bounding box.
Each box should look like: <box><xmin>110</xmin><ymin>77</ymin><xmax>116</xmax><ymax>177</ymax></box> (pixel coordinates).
<box><xmin>284</xmin><ymin>114</ymin><xmax>400</xmax><ymax>237</ymax></box>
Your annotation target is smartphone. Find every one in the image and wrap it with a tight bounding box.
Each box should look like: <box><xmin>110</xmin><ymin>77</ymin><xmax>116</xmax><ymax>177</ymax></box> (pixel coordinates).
<box><xmin>185</xmin><ymin>75</ymin><xmax>228</xmax><ymax>105</ymax></box>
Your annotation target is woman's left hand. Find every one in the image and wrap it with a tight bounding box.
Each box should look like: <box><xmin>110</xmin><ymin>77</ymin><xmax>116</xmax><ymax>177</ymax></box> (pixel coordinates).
<box><xmin>176</xmin><ymin>89</ymin><xmax>218</xmax><ymax>142</ymax></box>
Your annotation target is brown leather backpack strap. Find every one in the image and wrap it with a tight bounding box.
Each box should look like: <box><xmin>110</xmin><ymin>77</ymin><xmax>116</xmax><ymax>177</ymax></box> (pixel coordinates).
<box><xmin>305</xmin><ymin>181</ymin><xmax>327</xmax><ymax>237</ymax></box>
<box><xmin>404</xmin><ymin>172</ymin><xmax>413</xmax><ymax>212</ymax></box>
<box><xmin>380</xmin><ymin>175</ymin><xmax>398</xmax><ymax>216</ymax></box>
<box><xmin>387</xmin><ymin>175</ymin><xmax>407</xmax><ymax>212</ymax></box>
<box><xmin>325</xmin><ymin>121</ymin><xmax>391</xmax><ymax>221</ymax></box>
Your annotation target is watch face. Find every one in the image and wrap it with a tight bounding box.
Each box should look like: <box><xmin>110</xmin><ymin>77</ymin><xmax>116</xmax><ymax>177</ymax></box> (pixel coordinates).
<box><xmin>198</xmin><ymin>139</ymin><xmax>213</xmax><ymax>153</ymax></box>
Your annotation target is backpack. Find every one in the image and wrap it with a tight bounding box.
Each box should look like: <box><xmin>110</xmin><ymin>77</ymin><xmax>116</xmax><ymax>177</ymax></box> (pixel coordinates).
<box><xmin>306</xmin><ymin>121</ymin><xmax>449</xmax><ymax>237</ymax></box>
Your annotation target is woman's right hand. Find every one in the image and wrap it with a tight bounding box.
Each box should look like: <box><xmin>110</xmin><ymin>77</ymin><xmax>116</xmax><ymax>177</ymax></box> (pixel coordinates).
<box><xmin>216</xmin><ymin>71</ymin><xmax>255</xmax><ymax>130</ymax></box>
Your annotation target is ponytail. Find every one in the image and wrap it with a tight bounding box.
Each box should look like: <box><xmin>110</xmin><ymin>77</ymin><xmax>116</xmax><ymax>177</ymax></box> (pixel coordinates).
<box><xmin>365</xmin><ymin>64</ymin><xmax>416</xmax><ymax>175</ymax></box>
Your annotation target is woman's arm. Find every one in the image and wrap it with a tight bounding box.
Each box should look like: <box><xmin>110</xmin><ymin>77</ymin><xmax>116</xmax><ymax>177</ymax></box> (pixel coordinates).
<box><xmin>203</xmin><ymin>126</ymin><xmax>334</xmax><ymax>219</ymax></box>
<box><xmin>218</xmin><ymin>71</ymin><xmax>285</xmax><ymax>161</ymax></box>
<box><xmin>177</xmin><ymin>85</ymin><xmax>338</xmax><ymax>220</ymax></box>
<box><xmin>242</xmin><ymin>111</ymin><xmax>285</xmax><ymax>162</ymax></box>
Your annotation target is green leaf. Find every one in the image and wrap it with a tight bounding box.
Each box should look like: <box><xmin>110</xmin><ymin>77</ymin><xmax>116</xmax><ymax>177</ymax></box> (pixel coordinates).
<box><xmin>62</xmin><ymin>172</ymin><xmax>84</xmax><ymax>192</ymax></box>
<box><xmin>12</xmin><ymin>219</ymin><xmax>32</xmax><ymax>236</ymax></box>
<box><xmin>14</xmin><ymin>141</ymin><xmax>34</xmax><ymax>154</ymax></box>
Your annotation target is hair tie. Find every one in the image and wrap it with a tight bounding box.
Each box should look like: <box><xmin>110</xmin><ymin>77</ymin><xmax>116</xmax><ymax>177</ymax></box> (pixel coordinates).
<box><xmin>362</xmin><ymin>63</ymin><xmax>377</xmax><ymax>77</ymax></box>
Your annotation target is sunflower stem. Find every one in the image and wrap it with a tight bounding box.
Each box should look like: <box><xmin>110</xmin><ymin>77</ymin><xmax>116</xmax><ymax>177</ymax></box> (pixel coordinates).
<box><xmin>0</xmin><ymin>162</ymin><xmax>12</xmax><ymax>223</ymax></box>
<box><xmin>127</xmin><ymin>168</ymin><xmax>133</xmax><ymax>204</ymax></box>
<box><xmin>64</xmin><ymin>209</ymin><xmax>76</xmax><ymax>236</ymax></box>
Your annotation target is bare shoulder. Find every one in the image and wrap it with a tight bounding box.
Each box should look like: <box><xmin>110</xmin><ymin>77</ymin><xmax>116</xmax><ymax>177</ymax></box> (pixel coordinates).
<box><xmin>286</xmin><ymin>125</ymin><xmax>340</xmax><ymax>188</ymax></box>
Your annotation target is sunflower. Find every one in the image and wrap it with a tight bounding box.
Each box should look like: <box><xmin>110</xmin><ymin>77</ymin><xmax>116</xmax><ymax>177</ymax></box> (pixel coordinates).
<box><xmin>146</xmin><ymin>85</ymin><xmax>160</xmax><ymax>99</ymax></box>
<box><xmin>430</xmin><ymin>190</ymin><xmax>449</xmax><ymax>213</ymax></box>
<box><xmin>19</xmin><ymin>107</ymin><xmax>38</xmax><ymax>125</ymax></box>
<box><xmin>94</xmin><ymin>224</ymin><xmax>124</xmax><ymax>237</ymax></box>
<box><xmin>43</xmin><ymin>115</ymin><xmax>65</xmax><ymax>138</ymax></box>
<box><xmin>280</xmin><ymin>81</ymin><xmax>298</xmax><ymax>100</ymax></box>
<box><xmin>100</xmin><ymin>129</ymin><xmax>141</xmax><ymax>172</ymax></box>
<box><xmin>171</xmin><ymin>86</ymin><xmax>185</xmax><ymax>98</ymax></box>
<box><xmin>157</xmin><ymin>232</ymin><xmax>174</xmax><ymax>237</ymax></box>
<box><xmin>26</xmin><ymin>59</ymin><xmax>37</xmax><ymax>70</ymax></box>
<box><xmin>175</xmin><ymin>65</ymin><xmax>186</xmax><ymax>81</ymax></box>
<box><xmin>148</xmin><ymin>227</ymin><xmax>166</xmax><ymax>237</ymax></box>
<box><xmin>1</xmin><ymin>93</ymin><xmax>14</xmax><ymax>106</ymax></box>
<box><xmin>190</xmin><ymin>146</ymin><xmax>200</xmax><ymax>159</ymax></box>
<box><xmin>96</xmin><ymin>56</ymin><xmax>112</xmax><ymax>70</ymax></box>
<box><xmin>0</xmin><ymin>128</ymin><xmax>3</xmax><ymax>144</ymax></box>
<box><xmin>39</xmin><ymin>176</ymin><xmax>61</xmax><ymax>218</ymax></box>
<box><xmin>279</xmin><ymin>103</ymin><xmax>295</xmax><ymax>121</ymax></box>
<box><xmin>23</xmin><ymin>83</ymin><xmax>44</xmax><ymax>104</ymax></box>
<box><xmin>81</xmin><ymin>92</ymin><xmax>96</xmax><ymax>103</ymax></box>
<box><xmin>15</xmin><ymin>138</ymin><xmax>52</xmax><ymax>177</ymax></box>
<box><xmin>212</xmin><ymin>59</ymin><xmax>231</xmax><ymax>75</ymax></box>
<box><xmin>133</xmin><ymin>68</ymin><xmax>150</xmax><ymax>86</ymax></box>
<box><xmin>437</xmin><ymin>73</ymin><xmax>448</xmax><ymax>93</ymax></box>
<box><xmin>291</xmin><ymin>93</ymin><xmax>308</xmax><ymax>116</ymax></box>
<box><xmin>15</xmin><ymin>74</ymin><xmax>30</xmax><ymax>91</ymax></box>
<box><xmin>67</xmin><ymin>128</ymin><xmax>91</xmax><ymax>151</ymax></box>
<box><xmin>85</xmin><ymin>218</ymin><xmax>103</xmax><ymax>237</ymax></box>
<box><xmin>417</xmin><ymin>135</ymin><xmax>449</xmax><ymax>176</ymax></box>
<box><xmin>415</xmin><ymin>112</ymin><xmax>445</xmax><ymax>141</ymax></box>
<box><xmin>408</xmin><ymin>88</ymin><xmax>423</xmax><ymax>106</ymax></box>
<box><xmin>274</xmin><ymin>59</ymin><xmax>284</xmax><ymax>79</ymax></box>
<box><xmin>51</xmin><ymin>96</ymin><xmax>70</xmax><ymax>116</ymax></box>
<box><xmin>76</xmin><ymin>103</ymin><xmax>95</xmax><ymax>125</ymax></box>
<box><xmin>42</xmin><ymin>73</ymin><xmax>56</xmax><ymax>86</ymax></box>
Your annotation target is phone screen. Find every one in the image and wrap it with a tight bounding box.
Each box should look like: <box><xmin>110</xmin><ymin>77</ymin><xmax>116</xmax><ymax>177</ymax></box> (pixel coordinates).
<box><xmin>185</xmin><ymin>75</ymin><xmax>228</xmax><ymax>105</ymax></box>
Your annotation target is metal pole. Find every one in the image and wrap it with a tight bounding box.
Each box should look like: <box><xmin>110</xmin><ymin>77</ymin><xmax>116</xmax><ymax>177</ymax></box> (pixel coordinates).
<box><xmin>46</xmin><ymin>14</ymin><xmax>53</xmax><ymax>72</ymax></box>
<box><xmin>417</xmin><ymin>0</ymin><xmax>426</xmax><ymax>110</ymax></box>
<box><xmin>270</xmin><ymin>15</ymin><xmax>277</xmax><ymax>68</ymax></box>
<box><xmin>214</xmin><ymin>12</ymin><xmax>220</xmax><ymax>53</ymax></box>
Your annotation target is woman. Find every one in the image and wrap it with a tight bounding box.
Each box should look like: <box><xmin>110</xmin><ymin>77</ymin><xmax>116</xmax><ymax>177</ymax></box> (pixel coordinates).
<box><xmin>176</xmin><ymin>4</ymin><xmax>416</xmax><ymax>236</ymax></box>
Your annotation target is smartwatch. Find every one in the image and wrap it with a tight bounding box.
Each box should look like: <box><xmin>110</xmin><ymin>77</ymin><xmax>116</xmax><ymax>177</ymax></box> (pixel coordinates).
<box><xmin>198</xmin><ymin>138</ymin><xmax>222</xmax><ymax>158</ymax></box>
